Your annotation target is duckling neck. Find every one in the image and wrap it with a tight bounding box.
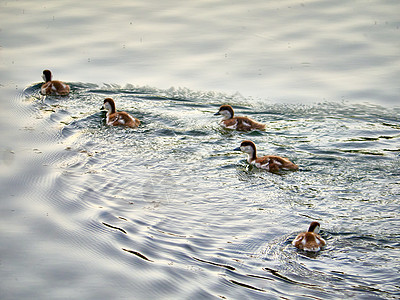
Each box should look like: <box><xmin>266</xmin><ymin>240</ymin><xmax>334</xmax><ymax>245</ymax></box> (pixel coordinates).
<box><xmin>107</xmin><ymin>103</ymin><xmax>116</xmax><ymax>114</ymax></box>
<box><xmin>247</xmin><ymin>150</ymin><xmax>257</xmax><ymax>163</ymax></box>
<box><xmin>43</xmin><ymin>73</ymin><xmax>51</xmax><ymax>83</ymax></box>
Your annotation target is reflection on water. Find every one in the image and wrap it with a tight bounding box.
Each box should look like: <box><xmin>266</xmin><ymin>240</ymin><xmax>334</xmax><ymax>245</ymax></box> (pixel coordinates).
<box><xmin>1</xmin><ymin>0</ymin><xmax>400</xmax><ymax>299</ymax></box>
<box><xmin>1</xmin><ymin>0</ymin><xmax>399</xmax><ymax>104</ymax></box>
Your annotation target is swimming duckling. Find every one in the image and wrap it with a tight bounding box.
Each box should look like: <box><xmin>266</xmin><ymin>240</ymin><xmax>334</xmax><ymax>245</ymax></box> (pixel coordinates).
<box><xmin>292</xmin><ymin>221</ymin><xmax>326</xmax><ymax>252</ymax></box>
<box><xmin>102</xmin><ymin>98</ymin><xmax>140</xmax><ymax>128</ymax></box>
<box><xmin>234</xmin><ymin>140</ymin><xmax>298</xmax><ymax>172</ymax></box>
<box><xmin>41</xmin><ymin>69</ymin><xmax>70</xmax><ymax>96</ymax></box>
<box><xmin>214</xmin><ymin>105</ymin><xmax>265</xmax><ymax>131</ymax></box>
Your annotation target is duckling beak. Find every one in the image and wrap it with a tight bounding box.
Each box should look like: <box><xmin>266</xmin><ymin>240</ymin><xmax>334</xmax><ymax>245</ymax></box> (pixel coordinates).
<box><xmin>233</xmin><ymin>147</ymin><xmax>241</xmax><ymax>151</ymax></box>
<box><xmin>214</xmin><ymin>111</ymin><xmax>221</xmax><ymax>116</ymax></box>
<box><xmin>100</xmin><ymin>105</ymin><xmax>105</xmax><ymax>111</ymax></box>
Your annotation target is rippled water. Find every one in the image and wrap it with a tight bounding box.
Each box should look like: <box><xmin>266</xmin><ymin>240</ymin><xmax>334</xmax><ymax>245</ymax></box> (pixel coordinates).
<box><xmin>1</xmin><ymin>0</ymin><xmax>400</xmax><ymax>299</ymax></box>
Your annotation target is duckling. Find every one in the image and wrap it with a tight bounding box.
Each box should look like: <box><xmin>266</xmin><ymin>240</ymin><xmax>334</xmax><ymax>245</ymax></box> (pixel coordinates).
<box><xmin>214</xmin><ymin>105</ymin><xmax>265</xmax><ymax>131</ymax></box>
<box><xmin>102</xmin><ymin>98</ymin><xmax>140</xmax><ymax>128</ymax></box>
<box><xmin>234</xmin><ymin>140</ymin><xmax>298</xmax><ymax>172</ymax></box>
<box><xmin>292</xmin><ymin>222</ymin><xmax>326</xmax><ymax>252</ymax></box>
<box><xmin>41</xmin><ymin>70</ymin><xmax>70</xmax><ymax>96</ymax></box>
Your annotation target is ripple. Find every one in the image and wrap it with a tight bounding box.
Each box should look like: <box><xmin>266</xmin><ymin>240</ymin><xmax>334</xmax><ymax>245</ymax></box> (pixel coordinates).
<box><xmin>4</xmin><ymin>78</ymin><xmax>400</xmax><ymax>299</ymax></box>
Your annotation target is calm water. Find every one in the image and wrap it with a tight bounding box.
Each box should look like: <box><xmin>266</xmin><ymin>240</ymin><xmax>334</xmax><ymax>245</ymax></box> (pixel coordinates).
<box><xmin>1</xmin><ymin>1</ymin><xmax>400</xmax><ymax>299</ymax></box>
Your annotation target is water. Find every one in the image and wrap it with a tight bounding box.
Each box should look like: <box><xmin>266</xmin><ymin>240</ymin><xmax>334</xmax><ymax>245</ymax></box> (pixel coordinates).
<box><xmin>1</xmin><ymin>1</ymin><xmax>399</xmax><ymax>299</ymax></box>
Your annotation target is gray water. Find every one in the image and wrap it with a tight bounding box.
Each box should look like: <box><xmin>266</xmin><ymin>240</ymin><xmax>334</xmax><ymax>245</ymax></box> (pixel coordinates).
<box><xmin>1</xmin><ymin>1</ymin><xmax>400</xmax><ymax>299</ymax></box>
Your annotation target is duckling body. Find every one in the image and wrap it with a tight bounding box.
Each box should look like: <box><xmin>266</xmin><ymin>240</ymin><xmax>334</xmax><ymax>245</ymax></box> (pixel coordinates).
<box><xmin>292</xmin><ymin>222</ymin><xmax>326</xmax><ymax>252</ymax></box>
<box><xmin>215</xmin><ymin>105</ymin><xmax>265</xmax><ymax>131</ymax></box>
<box><xmin>234</xmin><ymin>140</ymin><xmax>298</xmax><ymax>172</ymax></box>
<box><xmin>102</xmin><ymin>98</ymin><xmax>140</xmax><ymax>128</ymax></box>
<box><xmin>41</xmin><ymin>70</ymin><xmax>70</xmax><ymax>96</ymax></box>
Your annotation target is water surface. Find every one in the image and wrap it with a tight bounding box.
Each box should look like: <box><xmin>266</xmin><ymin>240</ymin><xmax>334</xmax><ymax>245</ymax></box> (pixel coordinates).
<box><xmin>1</xmin><ymin>0</ymin><xmax>399</xmax><ymax>103</ymax></box>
